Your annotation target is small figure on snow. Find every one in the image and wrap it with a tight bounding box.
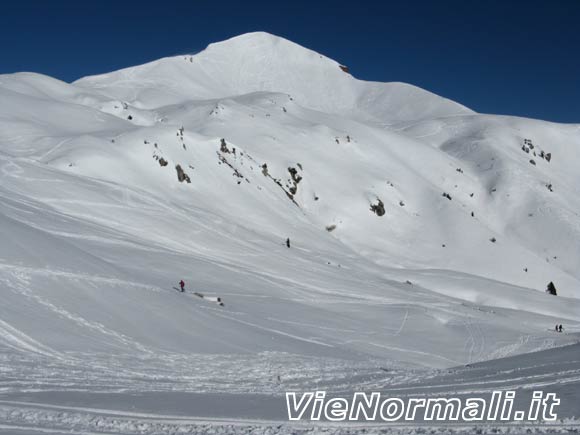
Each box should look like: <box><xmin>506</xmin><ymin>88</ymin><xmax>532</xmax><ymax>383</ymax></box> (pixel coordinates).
<box><xmin>555</xmin><ymin>324</ymin><xmax>559</xmax><ymax>332</ymax></box>
<box><xmin>546</xmin><ymin>281</ymin><xmax>558</xmax><ymax>296</ymax></box>
<box><xmin>179</xmin><ymin>280</ymin><xmax>185</xmax><ymax>292</ymax></box>
<box><xmin>558</xmin><ymin>324</ymin><xmax>563</xmax><ymax>333</ymax></box>
<box><xmin>286</xmin><ymin>238</ymin><xmax>291</xmax><ymax>248</ymax></box>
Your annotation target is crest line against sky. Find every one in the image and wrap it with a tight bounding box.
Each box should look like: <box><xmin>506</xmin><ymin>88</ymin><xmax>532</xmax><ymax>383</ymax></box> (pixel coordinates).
<box><xmin>1</xmin><ymin>0</ymin><xmax>578</xmax><ymax>123</ymax></box>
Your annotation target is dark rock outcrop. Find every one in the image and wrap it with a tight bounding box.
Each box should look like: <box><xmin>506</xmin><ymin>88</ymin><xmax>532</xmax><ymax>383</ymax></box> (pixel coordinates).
<box><xmin>370</xmin><ymin>199</ymin><xmax>385</xmax><ymax>216</ymax></box>
<box><xmin>175</xmin><ymin>165</ymin><xmax>191</xmax><ymax>183</ymax></box>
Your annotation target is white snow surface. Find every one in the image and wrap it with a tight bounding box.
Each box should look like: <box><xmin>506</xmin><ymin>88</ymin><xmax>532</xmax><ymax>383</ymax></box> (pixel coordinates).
<box><xmin>0</xmin><ymin>32</ymin><xmax>579</xmax><ymax>433</ymax></box>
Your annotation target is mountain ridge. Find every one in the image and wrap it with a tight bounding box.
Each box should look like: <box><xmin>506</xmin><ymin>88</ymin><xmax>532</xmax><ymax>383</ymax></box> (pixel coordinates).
<box><xmin>72</xmin><ymin>31</ymin><xmax>474</xmax><ymax>124</ymax></box>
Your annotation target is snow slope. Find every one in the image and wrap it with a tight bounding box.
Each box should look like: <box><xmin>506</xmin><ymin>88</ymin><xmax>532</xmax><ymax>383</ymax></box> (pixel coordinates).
<box><xmin>1</xmin><ymin>343</ymin><xmax>578</xmax><ymax>434</ymax></box>
<box><xmin>0</xmin><ymin>32</ymin><xmax>579</xmax><ymax>433</ymax></box>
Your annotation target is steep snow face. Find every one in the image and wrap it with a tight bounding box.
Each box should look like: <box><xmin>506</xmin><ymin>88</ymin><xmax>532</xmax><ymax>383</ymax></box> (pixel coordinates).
<box><xmin>73</xmin><ymin>32</ymin><xmax>473</xmax><ymax>123</ymax></box>
<box><xmin>0</xmin><ymin>32</ymin><xmax>579</xmax><ymax>383</ymax></box>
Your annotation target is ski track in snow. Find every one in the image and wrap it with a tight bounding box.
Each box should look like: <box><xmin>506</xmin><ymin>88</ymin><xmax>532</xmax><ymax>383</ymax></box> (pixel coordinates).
<box><xmin>0</xmin><ymin>320</ymin><xmax>61</xmax><ymax>359</ymax></box>
<box><xmin>0</xmin><ymin>402</ymin><xmax>578</xmax><ymax>435</ymax></box>
<box><xmin>209</xmin><ymin>310</ymin><xmax>335</xmax><ymax>348</ymax></box>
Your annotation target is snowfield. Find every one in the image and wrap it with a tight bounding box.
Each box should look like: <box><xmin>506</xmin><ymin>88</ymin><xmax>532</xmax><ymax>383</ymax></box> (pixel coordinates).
<box><xmin>0</xmin><ymin>32</ymin><xmax>579</xmax><ymax>434</ymax></box>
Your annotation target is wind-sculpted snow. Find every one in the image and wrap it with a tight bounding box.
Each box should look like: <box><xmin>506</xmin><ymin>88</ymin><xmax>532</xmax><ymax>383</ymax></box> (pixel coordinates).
<box><xmin>0</xmin><ymin>32</ymin><xmax>579</xmax><ymax>433</ymax></box>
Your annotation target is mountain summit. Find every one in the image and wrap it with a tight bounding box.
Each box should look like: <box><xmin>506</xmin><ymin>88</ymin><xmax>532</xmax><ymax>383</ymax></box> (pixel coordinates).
<box><xmin>74</xmin><ymin>31</ymin><xmax>473</xmax><ymax>123</ymax></box>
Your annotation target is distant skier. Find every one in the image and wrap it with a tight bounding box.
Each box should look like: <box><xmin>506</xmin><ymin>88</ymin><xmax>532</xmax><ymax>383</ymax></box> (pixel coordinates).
<box><xmin>558</xmin><ymin>324</ymin><xmax>563</xmax><ymax>333</ymax></box>
<box><xmin>286</xmin><ymin>238</ymin><xmax>290</xmax><ymax>248</ymax></box>
<box><xmin>555</xmin><ymin>324</ymin><xmax>559</xmax><ymax>332</ymax></box>
<box><xmin>179</xmin><ymin>280</ymin><xmax>185</xmax><ymax>292</ymax></box>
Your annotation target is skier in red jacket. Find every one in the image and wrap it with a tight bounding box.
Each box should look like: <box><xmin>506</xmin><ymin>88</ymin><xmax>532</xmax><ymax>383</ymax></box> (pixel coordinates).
<box><xmin>179</xmin><ymin>280</ymin><xmax>185</xmax><ymax>292</ymax></box>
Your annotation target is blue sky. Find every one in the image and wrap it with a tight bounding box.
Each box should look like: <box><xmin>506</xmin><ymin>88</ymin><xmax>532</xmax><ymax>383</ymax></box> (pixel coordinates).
<box><xmin>1</xmin><ymin>0</ymin><xmax>578</xmax><ymax>123</ymax></box>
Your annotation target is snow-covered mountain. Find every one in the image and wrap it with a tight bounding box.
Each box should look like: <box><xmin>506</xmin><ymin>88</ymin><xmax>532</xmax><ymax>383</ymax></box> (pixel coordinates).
<box><xmin>0</xmin><ymin>32</ymin><xmax>579</xmax><ymax>433</ymax></box>
<box><xmin>74</xmin><ymin>32</ymin><xmax>473</xmax><ymax>123</ymax></box>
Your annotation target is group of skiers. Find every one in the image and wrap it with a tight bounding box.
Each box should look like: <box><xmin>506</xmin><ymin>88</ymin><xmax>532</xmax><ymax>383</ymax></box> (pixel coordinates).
<box><xmin>555</xmin><ymin>324</ymin><xmax>564</xmax><ymax>333</ymax></box>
